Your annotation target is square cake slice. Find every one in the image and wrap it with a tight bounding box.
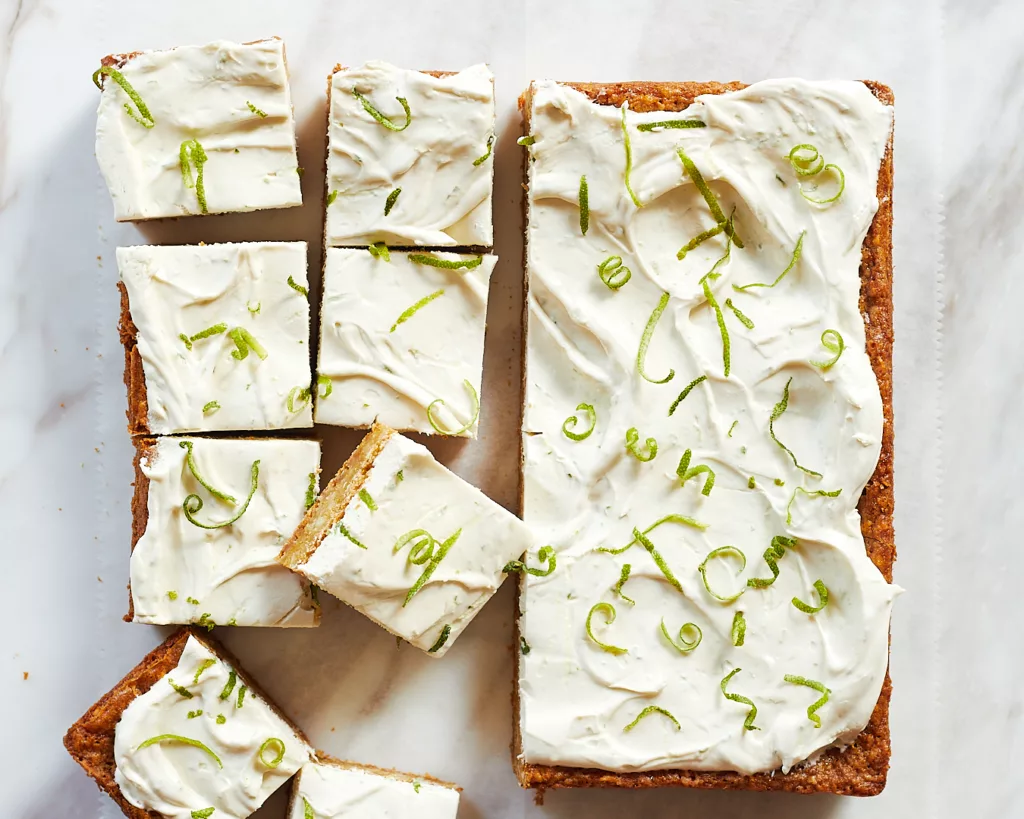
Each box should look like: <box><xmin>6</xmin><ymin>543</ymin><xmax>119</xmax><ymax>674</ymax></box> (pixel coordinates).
<box><xmin>63</xmin><ymin>628</ymin><xmax>312</xmax><ymax>819</ymax></box>
<box><xmin>118</xmin><ymin>242</ymin><xmax>313</xmax><ymax>436</ymax></box>
<box><xmin>288</xmin><ymin>756</ymin><xmax>460</xmax><ymax>818</ymax></box>
<box><xmin>95</xmin><ymin>37</ymin><xmax>302</xmax><ymax>221</ymax></box>
<box><xmin>325</xmin><ymin>62</ymin><xmax>495</xmax><ymax>248</ymax></box>
<box><xmin>315</xmin><ymin>249</ymin><xmax>495</xmax><ymax>438</ymax></box>
<box><xmin>128</xmin><ymin>436</ymin><xmax>321</xmax><ymax>628</ymax></box>
<box><xmin>278</xmin><ymin>423</ymin><xmax>537</xmax><ymax>656</ymax></box>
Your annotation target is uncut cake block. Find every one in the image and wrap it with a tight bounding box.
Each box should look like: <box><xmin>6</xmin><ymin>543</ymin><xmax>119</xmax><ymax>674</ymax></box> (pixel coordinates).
<box><xmin>64</xmin><ymin>628</ymin><xmax>312</xmax><ymax>819</ymax></box>
<box><xmin>95</xmin><ymin>37</ymin><xmax>302</xmax><ymax>221</ymax></box>
<box><xmin>315</xmin><ymin>249</ymin><xmax>494</xmax><ymax>438</ymax></box>
<box><xmin>278</xmin><ymin>423</ymin><xmax>537</xmax><ymax>657</ymax></box>
<box><xmin>325</xmin><ymin>61</ymin><xmax>494</xmax><ymax>248</ymax></box>
<box><xmin>118</xmin><ymin>242</ymin><xmax>313</xmax><ymax>436</ymax></box>
<box><xmin>129</xmin><ymin>436</ymin><xmax>321</xmax><ymax>629</ymax></box>
<box><xmin>288</xmin><ymin>757</ymin><xmax>460</xmax><ymax>818</ymax></box>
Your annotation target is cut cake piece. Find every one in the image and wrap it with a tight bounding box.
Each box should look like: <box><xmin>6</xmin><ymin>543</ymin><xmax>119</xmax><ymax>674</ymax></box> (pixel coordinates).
<box><xmin>287</xmin><ymin>755</ymin><xmax>460</xmax><ymax>818</ymax></box>
<box><xmin>63</xmin><ymin>628</ymin><xmax>312</xmax><ymax>819</ymax></box>
<box><xmin>118</xmin><ymin>242</ymin><xmax>313</xmax><ymax>436</ymax></box>
<box><xmin>95</xmin><ymin>37</ymin><xmax>302</xmax><ymax>221</ymax></box>
<box><xmin>315</xmin><ymin>248</ymin><xmax>495</xmax><ymax>438</ymax></box>
<box><xmin>324</xmin><ymin>61</ymin><xmax>495</xmax><ymax>248</ymax></box>
<box><xmin>278</xmin><ymin>423</ymin><xmax>537</xmax><ymax>656</ymax></box>
<box><xmin>128</xmin><ymin>436</ymin><xmax>321</xmax><ymax>628</ymax></box>
<box><xmin>514</xmin><ymin>79</ymin><xmax>898</xmax><ymax>794</ymax></box>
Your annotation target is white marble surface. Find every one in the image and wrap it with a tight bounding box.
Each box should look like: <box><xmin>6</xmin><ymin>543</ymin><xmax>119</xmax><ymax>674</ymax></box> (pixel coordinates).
<box><xmin>0</xmin><ymin>0</ymin><xmax>999</xmax><ymax>816</ymax></box>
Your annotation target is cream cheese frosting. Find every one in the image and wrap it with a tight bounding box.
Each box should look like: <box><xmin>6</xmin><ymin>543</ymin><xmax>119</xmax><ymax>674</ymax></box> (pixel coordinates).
<box><xmin>325</xmin><ymin>61</ymin><xmax>494</xmax><ymax>247</ymax></box>
<box><xmin>315</xmin><ymin>249</ymin><xmax>495</xmax><ymax>438</ymax></box>
<box><xmin>114</xmin><ymin>635</ymin><xmax>311</xmax><ymax>818</ymax></box>
<box><xmin>96</xmin><ymin>38</ymin><xmax>302</xmax><ymax>221</ymax></box>
<box><xmin>118</xmin><ymin>242</ymin><xmax>313</xmax><ymax>435</ymax></box>
<box><xmin>294</xmin><ymin>431</ymin><xmax>534</xmax><ymax>656</ymax></box>
<box><xmin>131</xmin><ymin>436</ymin><xmax>320</xmax><ymax>628</ymax></box>
<box><xmin>290</xmin><ymin>761</ymin><xmax>459</xmax><ymax>819</ymax></box>
<box><xmin>518</xmin><ymin>79</ymin><xmax>901</xmax><ymax>775</ymax></box>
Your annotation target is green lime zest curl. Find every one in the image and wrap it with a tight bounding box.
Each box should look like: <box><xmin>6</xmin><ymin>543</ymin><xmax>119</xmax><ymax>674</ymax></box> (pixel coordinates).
<box><xmin>769</xmin><ymin>377</ymin><xmax>822</xmax><ymax>477</ymax></box>
<box><xmin>792</xmin><ymin>579</ymin><xmax>829</xmax><ymax>614</ymax></box>
<box><xmin>368</xmin><ymin>241</ymin><xmax>391</xmax><ymax>262</ymax></box>
<box><xmin>585</xmin><ymin>602</ymin><xmax>627</xmax><ymax>655</ymax></box>
<box><xmin>359</xmin><ymin>488</ymin><xmax>377</xmax><ymax>511</ymax></box>
<box><xmin>179</xmin><ymin>139</ymin><xmax>210</xmax><ymax>214</ymax></box>
<box><xmin>426</xmin><ymin>379</ymin><xmax>480</xmax><ymax>436</ymax></box>
<box><xmin>473</xmin><ymin>134</ymin><xmax>494</xmax><ymax>166</ymax></box>
<box><xmin>731</xmin><ymin>610</ymin><xmax>746</xmax><ymax>646</ymax></box>
<box><xmin>287</xmin><ymin>386</ymin><xmax>311</xmax><ymax>413</ymax></box>
<box><xmin>748</xmin><ymin>535</ymin><xmax>797</xmax><ymax>588</ymax></box>
<box><xmin>733</xmin><ymin>232</ymin><xmax>805</xmax><ymax>291</ymax></box>
<box><xmin>246</xmin><ymin>101</ymin><xmax>267</xmax><ymax>118</ymax></box>
<box><xmin>660</xmin><ymin>618</ymin><xmax>702</xmax><ymax>653</ymax></box>
<box><xmin>721</xmin><ymin>668</ymin><xmax>759</xmax><ymax>731</ymax></box>
<box><xmin>192</xmin><ymin>808</ymin><xmax>215</xmax><ymax>819</ymax></box>
<box><xmin>613</xmin><ymin>564</ymin><xmax>635</xmax><ymax>605</ymax></box>
<box><xmin>317</xmin><ymin>374</ymin><xmax>333</xmax><ymax>399</ymax></box>
<box><xmin>637</xmin><ymin>119</ymin><xmax>706</xmax><ymax>131</ymax></box>
<box><xmin>352</xmin><ymin>89</ymin><xmax>411</xmax><ymax>131</ymax></box>
<box><xmin>812</xmin><ymin>329</ymin><xmax>845</xmax><ymax>370</ymax></box>
<box><xmin>93</xmin><ymin>65</ymin><xmax>154</xmax><ymax>128</ymax></box>
<box><xmin>247</xmin><ymin>301</ymin><xmax>261</xmax><ymax>315</ymax></box>
<box><xmin>409</xmin><ymin>253</ymin><xmax>482</xmax><ymax>270</ymax></box>
<box><xmin>623</xmin><ymin>705</ymin><xmax>681</xmax><ymax>732</ymax></box>
<box><xmin>677</xmin><ymin>222</ymin><xmax>726</xmax><ymax>261</ymax></box>
<box><xmin>701</xmin><ymin>275</ymin><xmax>731</xmax><ymax>377</ymax></box>
<box><xmin>193</xmin><ymin>658</ymin><xmax>216</xmax><ymax>684</ymax></box>
<box><xmin>384</xmin><ymin>187</ymin><xmax>402</xmax><ymax>216</ymax></box>
<box><xmin>801</xmin><ymin>163</ymin><xmax>845</xmax><ymax>204</ymax></box>
<box><xmin>562</xmin><ymin>402</ymin><xmax>596</xmax><ymax>441</ymax></box>
<box><xmin>257</xmin><ymin>737</ymin><xmax>285</xmax><ymax>768</ymax></box>
<box><xmin>391</xmin><ymin>289</ymin><xmax>444</xmax><ymax>333</ymax></box>
<box><xmin>698</xmin><ymin>546</ymin><xmax>746</xmax><ymax>603</ymax></box>
<box><xmin>676</xmin><ymin>449</ymin><xmax>715</xmax><ymax>496</ymax></box>
<box><xmin>183</xmin><ymin>460</ymin><xmax>260</xmax><ymax>529</ymax></box>
<box><xmin>668</xmin><ymin>375</ymin><xmax>706</xmax><ymax>416</ymax></box>
<box><xmin>625</xmin><ymin>427</ymin><xmax>657</xmax><ymax>462</ymax></box>
<box><xmin>503</xmin><ymin>545</ymin><xmax>556</xmax><ymax>577</ymax></box>
<box><xmin>677</xmin><ymin>148</ymin><xmax>743</xmax><ymax>248</ymax></box>
<box><xmin>784</xmin><ymin>674</ymin><xmax>831</xmax><ymax>727</ymax></box>
<box><xmin>725</xmin><ymin>298</ymin><xmax>754</xmax><ymax>329</ymax></box>
<box><xmin>287</xmin><ymin>275</ymin><xmax>308</xmax><ymax>297</ymax></box>
<box><xmin>202</xmin><ymin>401</ymin><xmax>219</xmax><ymax>414</ymax></box>
<box><xmin>786</xmin><ymin>486</ymin><xmax>842</xmax><ymax>525</ymax></box>
<box><xmin>578</xmin><ymin>175</ymin><xmax>590</xmax><ymax>235</ymax></box>
<box><xmin>137</xmin><ymin>734</ymin><xmax>222</xmax><ymax>767</ymax></box>
<box><xmin>598</xmin><ymin>513</ymin><xmax>708</xmax><ymax>555</ymax></box>
<box><xmin>621</xmin><ymin>103</ymin><xmax>642</xmax><ymax>208</ymax></box>
<box><xmin>394</xmin><ymin>529</ymin><xmax>435</xmax><ymax>565</ymax></box>
<box><xmin>597</xmin><ymin>256</ymin><xmax>631</xmax><ymax>290</ymax></box>
<box><xmin>305</xmin><ymin>472</ymin><xmax>317</xmax><ymax>509</ymax></box>
<box><xmin>180</xmin><ymin>440</ymin><xmax>236</xmax><ymax>504</ymax></box>
<box><xmin>404</xmin><ymin>528</ymin><xmax>462</xmax><ymax>607</ymax></box>
<box><xmin>228</xmin><ymin>327</ymin><xmax>268</xmax><ymax>361</ymax></box>
<box><xmin>179</xmin><ymin>323</ymin><xmax>228</xmax><ymax>351</ymax></box>
<box><xmin>637</xmin><ymin>292</ymin><xmax>676</xmax><ymax>384</ymax></box>
<box><xmin>634</xmin><ymin>528</ymin><xmax>684</xmax><ymax>594</ymax></box>
<box><xmin>428</xmin><ymin>625</ymin><xmax>452</xmax><ymax>653</ymax></box>
<box><xmin>219</xmin><ymin>669</ymin><xmax>237</xmax><ymax>700</ymax></box>
<box><xmin>788</xmin><ymin>144</ymin><xmax>825</xmax><ymax>176</ymax></box>
<box><xmin>168</xmin><ymin>678</ymin><xmax>193</xmax><ymax>699</ymax></box>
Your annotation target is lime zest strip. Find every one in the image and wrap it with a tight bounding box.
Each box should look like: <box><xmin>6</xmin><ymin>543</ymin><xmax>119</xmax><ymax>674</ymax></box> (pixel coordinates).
<box><xmin>391</xmin><ymin>289</ymin><xmax>444</xmax><ymax>333</ymax></box>
<box><xmin>734</xmin><ymin>232</ymin><xmax>805</xmax><ymax>291</ymax></box>
<box><xmin>393</xmin><ymin>529</ymin><xmax>435</xmax><ymax>564</ymax></box>
<box><xmin>731</xmin><ymin>611</ymin><xmax>746</xmax><ymax>646</ymax></box>
<box><xmin>137</xmin><ymin>734</ymin><xmax>222</xmax><ymax>768</ymax></box>
<box><xmin>677</xmin><ymin>222</ymin><xmax>725</xmax><ymax>261</ymax></box>
<box><xmin>408</xmin><ymin>253</ymin><xmax>482</xmax><ymax>270</ymax></box>
<box><xmin>701</xmin><ymin>276</ymin><xmax>731</xmax><ymax>377</ymax></box>
<box><xmin>623</xmin><ymin>705</ymin><xmax>681</xmax><ymax>732</ymax></box>
<box><xmin>625</xmin><ymin>427</ymin><xmax>657</xmax><ymax>462</ymax></box>
<box><xmin>769</xmin><ymin>377</ymin><xmax>822</xmax><ymax>478</ymax></box>
<box><xmin>637</xmin><ymin>292</ymin><xmax>676</xmax><ymax>384</ymax></box>
<box><xmin>246</xmin><ymin>101</ymin><xmax>267</xmax><ymax>118</ymax></box>
<box><xmin>473</xmin><ymin>134</ymin><xmax>494</xmax><ymax>166</ymax></box>
<box><xmin>634</xmin><ymin>528</ymin><xmax>684</xmax><ymax>594</ymax></box>
<box><xmin>668</xmin><ymin>375</ymin><xmax>706</xmax><ymax>416</ymax></box>
<box><xmin>352</xmin><ymin>89</ymin><xmax>411</xmax><ymax>131</ymax></box>
<box><xmin>728</xmin><ymin>420</ymin><xmax>739</xmax><ymax>438</ymax></box>
<box><xmin>585</xmin><ymin>602</ymin><xmax>627</xmax><ymax>655</ymax></box>
<box><xmin>784</xmin><ymin>674</ymin><xmax>831</xmax><ymax>727</ymax></box>
<box><xmin>179</xmin><ymin>323</ymin><xmax>228</xmax><ymax>351</ymax></box>
<box><xmin>801</xmin><ymin>163</ymin><xmax>845</xmax><ymax>204</ymax></box>
<box><xmin>192</xmin><ymin>658</ymin><xmax>216</xmax><ymax>684</ymax></box>
<box><xmin>168</xmin><ymin>678</ymin><xmax>193</xmax><ymax>699</ymax></box>
<box><xmin>725</xmin><ymin>298</ymin><xmax>754</xmax><ymax>329</ymax></box>
<box><xmin>183</xmin><ymin>460</ymin><xmax>260</xmax><ymax>529</ymax></box>
<box><xmin>326</xmin><ymin>190</ymin><xmax>339</xmax><ymax>206</ymax></box>
<box><xmin>428</xmin><ymin>625</ymin><xmax>452</xmax><ymax>653</ymax></box>
<box><xmin>287</xmin><ymin>275</ymin><xmax>308</xmax><ymax>297</ymax></box>
<box><xmin>317</xmin><ymin>374</ymin><xmax>333</xmax><ymax>399</ymax></box>
<box><xmin>598</xmin><ymin>513</ymin><xmax>708</xmax><ymax>555</ymax></box>
<box><xmin>92</xmin><ymin>65</ymin><xmax>155</xmax><ymax>128</ymax></box>
<box><xmin>786</xmin><ymin>486</ymin><xmax>842</xmax><ymax>525</ymax></box>
<box><xmin>793</xmin><ymin>579</ymin><xmax>830</xmax><ymax>614</ymax></box>
<box><xmin>597</xmin><ymin>256</ymin><xmax>631</xmax><ymax>290</ymax></box>
<box><xmin>302</xmin><ymin>797</ymin><xmax>315</xmax><ymax>819</ymax></box>
<box><xmin>613</xmin><ymin>564</ymin><xmax>635</xmax><ymax>605</ymax></box>
<box><xmin>336</xmin><ymin>522</ymin><xmax>368</xmax><ymax>550</ymax></box>
<box><xmin>236</xmin><ymin>685</ymin><xmax>248</xmax><ymax>709</ymax></box>
<box><xmin>562</xmin><ymin>402</ymin><xmax>596</xmax><ymax>441</ymax></box>
<box><xmin>287</xmin><ymin>386</ymin><xmax>311</xmax><ymax>413</ymax></box>
<box><xmin>637</xmin><ymin>119</ymin><xmax>706</xmax><ymax>131</ymax></box>
<box><xmin>403</xmin><ymin>528</ymin><xmax>462</xmax><ymax>607</ymax></box>
<box><xmin>192</xmin><ymin>808</ymin><xmax>215</xmax><ymax>819</ymax></box>
<box><xmin>228</xmin><ymin>327</ymin><xmax>268</xmax><ymax>361</ymax></box>
<box><xmin>426</xmin><ymin>379</ymin><xmax>480</xmax><ymax>436</ymax></box>
<box><xmin>384</xmin><ymin>187</ymin><xmax>402</xmax><ymax>216</ymax></box>
<box><xmin>180</xmin><ymin>440</ymin><xmax>236</xmax><ymax>504</ymax></box>
<box><xmin>811</xmin><ymin>329</ymin><xmax>845</xmax><ymax>370</ymax></box>
<box><xmin>219</xmin><ymin>669</ymin><xmax>237</xmax><ymax>700</ymax></box>
<box><xmin>677</xmin><ymin>148</ymin><xmax>743</xmax><ymax>248</ymax></box>
<box><xmin>257</xmin><ymin>737</ymin><xmax>285</xmax><ymax>769</ymax></box>
<box><xmin>748</xmin><ymin>535</ymin><xmax>797</xmax><ymax>588</ymax></box>
<box><xmin>202</xmin><ymin>401</ymin><xmax>219</xmax><ymax>414</ymax></box>
<box><xmin>721</xmin><ymin>668</ymin><xmax>760</xmax><ymax>731</ymax></box>
<box><xmin>517</xmin><ymin>135</ymin><xmax>535</xmax><ymax>146</ymax></box>
<box><xmin>698</xmin><ymin>546</ymin><xmax>746</xmax><ymax>603</ymax></box>
<box><xmin>368</xmin><ymin>241</ymin><xmax>391</xmax><ymax>262</ymax></box>
<box><xmin>503</xmin><ymin>545</ymin><xmax>556</xmax><ymax>577</ymax></box>
<box><xmin>578</xmin><ymin>175</ymin><xmax>590</xmax><ymax>235</ymax></box>
<box><xmin>358</xmin><ymin>488</ymin><xmax>377</xmax><ymax>511</ymax></box>
<box><xmin>676</xmin><ymin>449</ymin><xmax>715</xmax><ymax>496</ymax></box>
<box><xmin>788</xmin><ymin>144</ymin><xmax>825</xmax><ymax>176</ymax></box>
<box><xmin>179</xmin><ymin>139</ymin><xmax>210</xmax><ymax>214</ymax></box>
<box><xmin>305</xmin><ymin>472</ymin><xmax>317</xmax><ymax>509</ymax></box>
<box><xmin>660</xmin><ymin>618</ymin><xmax>702</xmax><ymax>653</ymax></box>
<box><xmin>621</xmin><ymin>103</ymin><xmax>642</xmax><ymax>208</ymax></box>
